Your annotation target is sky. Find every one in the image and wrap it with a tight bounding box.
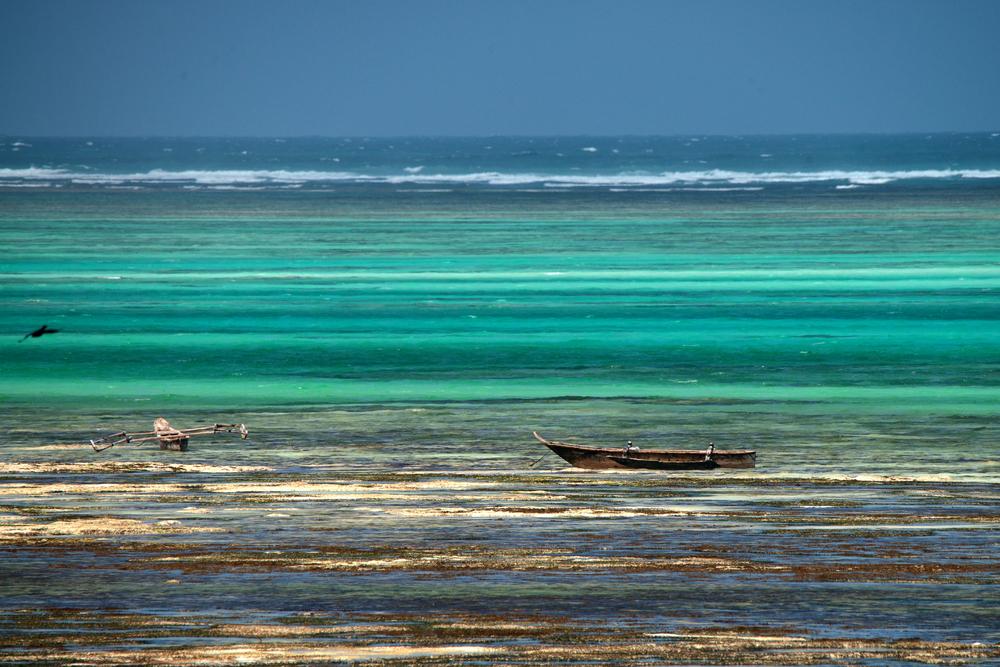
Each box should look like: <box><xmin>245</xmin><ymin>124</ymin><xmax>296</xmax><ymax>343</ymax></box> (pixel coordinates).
<box><xmin>1</xmin><ymin>0</ymin><xmax>998</xmax><ymax>137</ymax></box>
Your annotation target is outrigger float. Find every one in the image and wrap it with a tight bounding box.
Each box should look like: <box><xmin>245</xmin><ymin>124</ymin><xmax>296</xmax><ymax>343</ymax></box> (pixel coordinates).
<box><xmin>90</xmin><ymin>418</ymin><xmax>248</xmax><ymax>452</ymax></box>
<box><xmin>533</xmin><ymin>431</ymin><xmax>755</xmax><ymax>470</ymax></box>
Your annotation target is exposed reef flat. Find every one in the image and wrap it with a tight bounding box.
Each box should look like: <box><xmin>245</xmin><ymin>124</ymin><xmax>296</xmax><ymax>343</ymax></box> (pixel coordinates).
<box><xmin>1</xmin><ymin>463</ymin><xmax>997</xmax><ymax>665</ymax></box>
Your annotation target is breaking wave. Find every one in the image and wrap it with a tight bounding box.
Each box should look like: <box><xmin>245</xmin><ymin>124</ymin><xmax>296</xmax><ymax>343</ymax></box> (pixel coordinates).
<box><xmin>2</xmin><ymin>166</ymin><xmax>999</xmax><ymax>190</ymax></box>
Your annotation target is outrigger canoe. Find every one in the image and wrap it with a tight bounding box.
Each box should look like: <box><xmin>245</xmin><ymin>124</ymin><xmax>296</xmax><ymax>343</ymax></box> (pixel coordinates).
<box><xmin>90</xmin><ymin>418</ymin><xmax>248</xmax><ymax>452</ymax></box>
<box><xmin>533</xmin><ymin>431</ymin><xmax>755</xmax><ymax>470</ymax></box>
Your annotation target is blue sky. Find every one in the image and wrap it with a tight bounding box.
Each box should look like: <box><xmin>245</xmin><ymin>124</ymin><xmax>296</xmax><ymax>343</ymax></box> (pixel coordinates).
<box><xmin>2</xmin><ymin>0</ymin><xmax>998</xmax><ymax>136</ymax></box>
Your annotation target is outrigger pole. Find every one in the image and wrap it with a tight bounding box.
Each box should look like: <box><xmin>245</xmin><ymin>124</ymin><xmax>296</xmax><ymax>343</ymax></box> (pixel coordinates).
<box><xmin>90</xmin><ymin>419</ymin><xmax>248</xmax><ymax>452</ymax></box>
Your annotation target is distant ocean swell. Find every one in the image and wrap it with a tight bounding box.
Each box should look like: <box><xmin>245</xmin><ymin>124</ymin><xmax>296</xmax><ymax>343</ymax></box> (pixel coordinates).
<box><xmin>3</xmin><ymin>167</ymin><xmax>1000</xmax><ymax>189</ymax></box>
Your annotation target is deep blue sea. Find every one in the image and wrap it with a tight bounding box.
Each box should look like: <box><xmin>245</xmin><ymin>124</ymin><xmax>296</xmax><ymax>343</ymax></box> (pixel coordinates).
<box><xmin>2</xmin><ymin>134</ymin><xmax>999</xmax><ymax>479</ymax></box>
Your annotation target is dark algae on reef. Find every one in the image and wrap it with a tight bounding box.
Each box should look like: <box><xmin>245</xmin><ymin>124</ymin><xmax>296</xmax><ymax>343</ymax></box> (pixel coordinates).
<box><xmin>1</xmin><ymin>453</ymin><xmax>998</xmax><ymax>666</ymax></box>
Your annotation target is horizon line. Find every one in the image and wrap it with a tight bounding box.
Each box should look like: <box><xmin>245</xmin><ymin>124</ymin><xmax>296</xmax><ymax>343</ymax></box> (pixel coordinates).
<box><xmin>3</xmin><ymin>131</ymin><xmax>1000</xmax><ymax>141</ymax></box>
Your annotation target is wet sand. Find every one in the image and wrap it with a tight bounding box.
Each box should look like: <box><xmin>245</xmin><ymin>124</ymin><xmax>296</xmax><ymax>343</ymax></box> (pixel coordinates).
<box><xmin>2</xmin><ymin>459</ymin><xmax>997</xmax><ymax>666</ymax></box>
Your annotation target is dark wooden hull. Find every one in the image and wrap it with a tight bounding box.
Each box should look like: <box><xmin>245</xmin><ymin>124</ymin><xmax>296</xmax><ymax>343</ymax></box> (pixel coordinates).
<box><xmin>534</xmin><ymin>432</ymin><xmax>755</xmax><ymax>471</ymax></box>
<box><xmin>158</xmin><ymin>437</ymin><xmax>188</xmax><ymax>451</ymax></box>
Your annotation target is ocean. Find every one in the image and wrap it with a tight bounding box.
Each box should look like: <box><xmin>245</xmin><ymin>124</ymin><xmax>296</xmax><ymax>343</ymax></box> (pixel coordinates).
<box><xmin>1</xmin><ymin>136</ymin><xmax>999</xmax><ymax>662</ymax></box>
<box><xmin>3</xmin><ymin>134</ymin><xmax>999</xmax><ymax>478</ymax></box>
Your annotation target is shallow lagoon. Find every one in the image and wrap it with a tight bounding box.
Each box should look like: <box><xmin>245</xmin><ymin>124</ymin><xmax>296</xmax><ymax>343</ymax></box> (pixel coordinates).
<box><xmin>2</xmin><ymin>176</ymin><xmax>1000</xmax><ymax>663</ymax></box>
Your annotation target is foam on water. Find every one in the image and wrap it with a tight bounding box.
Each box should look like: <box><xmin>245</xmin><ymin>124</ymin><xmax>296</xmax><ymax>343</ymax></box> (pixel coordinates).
<box><xmin>3</xmin><ymin>133</ymin><xmax>999</xmax><ymax>191</ymax></box>
<box><xmin>4</xmin><ymin>166</ymin><xmax>1000</xmax><ymax>189</ymax></box>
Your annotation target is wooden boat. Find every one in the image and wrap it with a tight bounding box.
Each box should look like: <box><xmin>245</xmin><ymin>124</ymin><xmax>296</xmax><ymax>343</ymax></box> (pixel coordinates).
<box><xmin>533</xmin><ymin>431</ymin><xmax>755</xmax><ymax>470</ymax></box>
<box><xmin>90</xmin><ymin>418</ymin><xmax>248</xmax><ymax>452</ymax></box>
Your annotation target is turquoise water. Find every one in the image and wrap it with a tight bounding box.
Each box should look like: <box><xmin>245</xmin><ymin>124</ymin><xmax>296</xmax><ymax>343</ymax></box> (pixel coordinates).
<box><xmin>2</xmin><ymin>136</ymin><xmax>1000</xmax><ymax>478</ymax></box>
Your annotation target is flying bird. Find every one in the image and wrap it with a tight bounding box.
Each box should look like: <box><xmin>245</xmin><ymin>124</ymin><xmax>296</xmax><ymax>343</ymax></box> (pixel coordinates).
<box><xmin>19</xmin><ymin>324</ymin><xmax>60</xmax><ymax>342</ymax></box>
